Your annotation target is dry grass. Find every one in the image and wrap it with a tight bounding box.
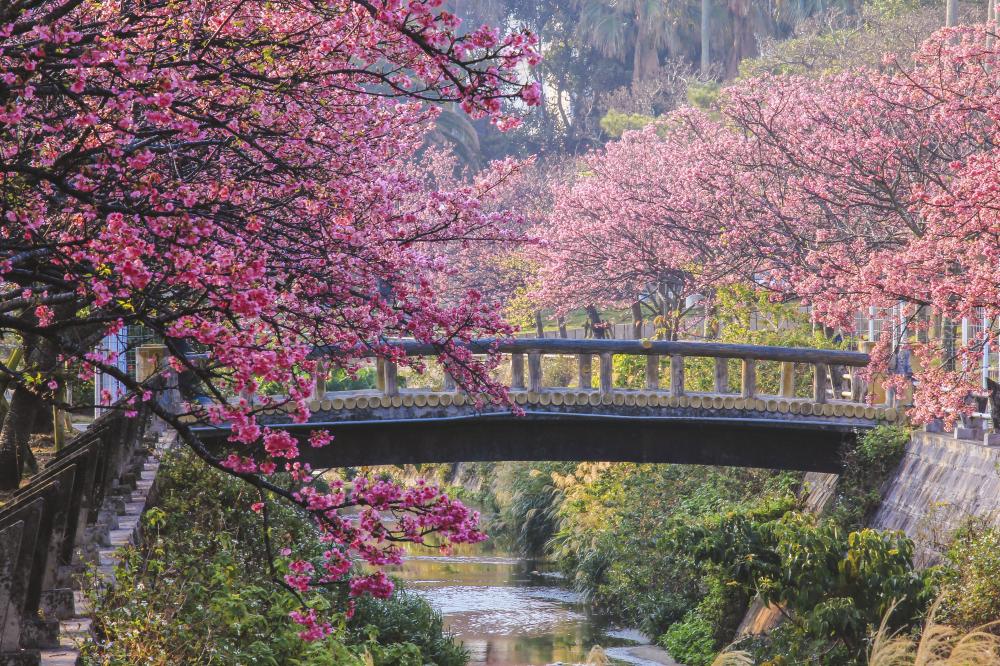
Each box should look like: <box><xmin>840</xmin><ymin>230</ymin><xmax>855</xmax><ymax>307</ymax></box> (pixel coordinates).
<box><xmin>712</xmin><ymin>651</ymin><xmax>754</xmax><ymax>666</ymax></box>
<box><xmin>869</xmin><ymin>603</ymin><xmax>1000</xmax><ymax>666</ymax></box>
<box><xmin>585</xmin><ymin>645</ymin><xmax>611</xmax><ymax>665</ymax></box>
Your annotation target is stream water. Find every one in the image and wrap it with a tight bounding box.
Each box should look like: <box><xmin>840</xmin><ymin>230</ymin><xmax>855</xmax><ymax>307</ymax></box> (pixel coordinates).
<box><xmin>391</xmin><ymin>545</ymin><xmax>677</xmax><ymax>666</ymax></box>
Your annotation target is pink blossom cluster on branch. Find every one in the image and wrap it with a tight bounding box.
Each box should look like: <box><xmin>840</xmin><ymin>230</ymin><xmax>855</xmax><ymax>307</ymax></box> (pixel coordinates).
<box><xmin>0</xmin><ymin>0</ymin><xmax>536</xmax><ymax>634</ymax></box>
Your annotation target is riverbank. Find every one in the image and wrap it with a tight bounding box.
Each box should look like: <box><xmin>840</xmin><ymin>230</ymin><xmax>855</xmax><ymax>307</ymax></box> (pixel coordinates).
<box><xmin>396</xmin><ymin>427</ymin><xmax>912</xmax><ymax>665</ymax></box>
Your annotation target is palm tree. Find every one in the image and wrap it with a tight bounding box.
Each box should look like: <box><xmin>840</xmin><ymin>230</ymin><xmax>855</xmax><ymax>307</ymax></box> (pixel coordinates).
<box><xmin>426</xmin><ymin>104</ymin><xmax>483</xmax><ymax>172</ymax></box>
<box><xmin>701</xmin><ymin>0</ymin><xmax>711</xmax><ymax>75</ymax></box>
<box><xmin>575</xmin><ymin>0</ymin><xmax>678</xmax><ymax>86</ymax></box>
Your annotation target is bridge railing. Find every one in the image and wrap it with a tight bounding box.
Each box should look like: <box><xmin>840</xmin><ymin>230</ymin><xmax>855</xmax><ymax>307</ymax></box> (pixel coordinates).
<box><xmin>323</xmin><ymin>339</ymin><xmax>877</xmax><ymax>407</ymax></box>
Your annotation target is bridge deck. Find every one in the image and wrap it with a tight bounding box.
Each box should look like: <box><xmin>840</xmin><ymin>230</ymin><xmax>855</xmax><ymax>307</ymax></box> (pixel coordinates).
<box><xmin>190</xmin><ymin>388</ymin><xmax>900</xmax><ymax>472</ymax></box>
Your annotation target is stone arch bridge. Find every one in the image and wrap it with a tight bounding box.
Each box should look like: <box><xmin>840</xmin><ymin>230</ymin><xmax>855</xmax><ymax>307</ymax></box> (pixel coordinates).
<box><xmin>0</xmin><ymin>339</ymin><xmax>904</xmax><ymax>664</ymax></box>
<box><xmin>190</xmin><ymin>339</ymin><xmax>901</xmax><ymax>473</ymax></box>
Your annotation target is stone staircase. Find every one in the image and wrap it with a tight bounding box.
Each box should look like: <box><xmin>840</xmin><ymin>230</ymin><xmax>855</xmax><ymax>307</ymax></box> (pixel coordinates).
<box><xmin>37</xmin><ymin>438</ymin><xmax>166</xmax><ymax>666</ymax></box>
<box><xmin>0</xmin><ymin>393</ymin><xmax>169</xmax><ymax>666</ymax></box>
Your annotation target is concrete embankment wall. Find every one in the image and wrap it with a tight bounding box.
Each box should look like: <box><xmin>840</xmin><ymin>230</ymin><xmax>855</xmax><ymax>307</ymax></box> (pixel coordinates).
<box><xmin>870</xmin><ymin>430</ymin><xmax>1000</xmax><ymax>566</ymax></box>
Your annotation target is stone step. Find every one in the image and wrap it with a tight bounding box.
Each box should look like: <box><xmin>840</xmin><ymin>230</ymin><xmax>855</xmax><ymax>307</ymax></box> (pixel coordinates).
<box><xmin>72</xmin><ymin>592</ymin><xmax>91</xmax><ymax>616</ymax></box>
<box><xmin>38</xmin><ymin>648</ymin><xmax>78</xmax><ymax>666</ymax></box>
<box><xmin>116</xmin><ymin>517</ymin><xmax>139</xmax><ymax>532</ymax></box>
<box><xmin>58</xmin><ymin>619</ymin><xmax>91</xmax><ymax>638</ymax></box>
<box><xmin>97</xmin><ymin>549</ymin><xmax>119</xmax><ymax>568</ymax></box>
<box><xmin>95</xmin><ymin>565</ymin><xmax>115</xmax><ymax>584</ymax></box>
<box><xmin>107</xmin><ymin>529</ymin><xmax>133</xmax><ymax>546</ymax></box>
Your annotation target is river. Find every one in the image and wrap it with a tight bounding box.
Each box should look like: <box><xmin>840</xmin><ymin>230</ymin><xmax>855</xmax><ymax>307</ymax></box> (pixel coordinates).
<box><xmin>391</xmin><ymin>545</ymin><xmax>679</xmax><ymax>666</ymax></box>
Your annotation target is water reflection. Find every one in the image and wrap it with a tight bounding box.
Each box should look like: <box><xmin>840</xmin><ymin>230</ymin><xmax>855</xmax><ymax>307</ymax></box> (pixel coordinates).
<box><xmin>391</xmin><ymin>549</ymin><xmax>669</xmax><ymax>666</ymax></box>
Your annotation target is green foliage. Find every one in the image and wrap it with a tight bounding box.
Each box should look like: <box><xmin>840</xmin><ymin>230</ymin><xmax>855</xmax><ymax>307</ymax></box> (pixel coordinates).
<box><xmin>82</xmin><ymin>450</ymin><xmax>465</xmax><ymax>666</ymax></box>
<box><xmin>661</xmin><ymin>576</ymin><xmax>750</xmax><ymax>666</ymax></box>
<box><xmin>738</xmin><ymin>0</ymin><xmax>940</xmax><ymax>79</ymax></box>
<box><xmin>612</xmin><ymin>353</ymin><xmax>649</xmax><ymax>389</ymax></box>
<box><xmin>676</xmin><ymin>510</ymin><xmax>936</xmax><ymax>665</ymax></box>
<box><xmin>828</xmin><ymin>426</ymin><xmax>909</xmax><ymax>529</ymax></box>
<box><xmin>474</xmin><ymin>459</ymin><xmax>799</xmax><ymax>644</ymax></box>
<box><xmin>487</xmin><ymin>461</ymin><xmax>571</xmax><ymax>557</ymax></box>
<box><xmin>662</xmin><ymin>608</ymin><xmax>718</xmax><ymax>666</ymax></box>
<box><xmin>686</xmin><ymin>81</ymin><xmax>721</xmax><ymax>110</ymax></box>
<box><xmin>326</xmin><ymin>367</ymin><xmax>378</xmax><ymax>391</ymax></box>
<box><xmin>938</xmin><ymin>521</ymin><xmax>1000</xmax><ymax>630</ymax></box>
<box><xmin>599</xmin><ymin>109</ymin><xmax>656</xmax><ymax>138</ymax></box>
<box><xmin>867</xmin><ymin>0</ymin><xmax>930</xmax><ymax>19</ymax></box>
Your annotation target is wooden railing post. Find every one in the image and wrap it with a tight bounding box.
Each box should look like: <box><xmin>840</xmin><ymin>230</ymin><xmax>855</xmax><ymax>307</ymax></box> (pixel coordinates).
<box><xmin>779</xmin><ymin>362</ymin><xmax>795</xmax><ymax>398</ymax></box>
<box><xmin>849</xmin><ymin>367</ymin><xmax>862</xmax><ymax>402</ymax></box>
<box><xmin>313</xmin><ymin>360</ymin><xmax>327</xmax><ymax>399</ymax></box>
<box><xmin>670</xmin><ymin>354</ymin><xmax>685</xmax><ymax>397</ymax></box>
<box><xmin>741</xmin><ymin>359</ymin><xmax>756</xmax><ymax>398</ymax></box>
<box><xmin>511</xmin><ymin>353</ymin><xmax>525</xmax><ymax>390</ymax></box>
<box><xmin>383</xmin><ymin>360</ymin><xmax>399</xmax><ymax>397</ymax></box>
<box><xmin>528</xmin><ymin>352</ymin><xmax>543</xmax><ymax>392</ymax></box>
<box><xmin>599</xmin><ymin>353</ymin><xmax>613</xmax><ymax>394</ymax></box>
<box><xmin>813</xmin><ymin>363</ymin><xmax>827</xmax><ymax>404</ymax></box>
<box><xmin>136</xmin><ymin>344</ymin><xmax>167</xmax><ymax>382</ymax></box>
<box><xmin>645</xmin><ymin>355</ymin><xmax>659</xmax><ymax>390</ymax></box>
<box><xmin>714</xmin><ymin>357</ymin><xmax>729</xmax><ymax>394</ymax></box>
<box><xmin>578</xmin><ymin>354</ymin><xmax>593</xmax><ymax>389</ymax></box>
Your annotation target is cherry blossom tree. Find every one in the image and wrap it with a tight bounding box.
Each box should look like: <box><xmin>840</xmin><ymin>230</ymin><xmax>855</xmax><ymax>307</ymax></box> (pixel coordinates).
<box><xmin>536</xmin><ymin>112</ymin><xmax>742</xmax><ymax>339</ymax></box>
<box><xmin>711</xmin><ymin>24</ymin><xmax>1000</xmax><ymax>423</ymax></box>
<box><xmin>0</xmin><ymin>0</ymin><xmax>538</xmax><ymax>635</ymax></box>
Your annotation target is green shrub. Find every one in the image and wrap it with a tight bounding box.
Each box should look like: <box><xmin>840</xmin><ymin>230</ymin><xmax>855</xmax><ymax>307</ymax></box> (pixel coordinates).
<box><xmin>600</xmin><ymin>109</ymin><xmax>656</xmax><ymax>138</ymax></box>
<box><xmin>82</xmin><ymin>449</ymin><xmax>464</xmax><ymax>666</ymax></box>
<box><xmin>938</xmin><ymin>521</ymin><xmax>1000</xmax><ymax>630</ymax></box>
<box><xmin>676</xmin><ymin>510</ymin><xmax>936</xmax><ymax>666</ymax></box>
<box><xmin>828</xmin><ymin>425</ymin><xmax>909</xmax><ymax>529</ymax></box>
<box><xmin>661</xmin><ymin>576</ymin><xmax>749</xmax><ymax>666</ymax></box>
<box><xmin>662</xmin><ymin>609</ymin><xmax>718</xmax><ymax>666</ymax></box>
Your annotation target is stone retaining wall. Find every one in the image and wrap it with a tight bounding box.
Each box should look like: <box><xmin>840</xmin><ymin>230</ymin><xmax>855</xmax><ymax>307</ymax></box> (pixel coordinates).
<box><xmin>870</xmin><ymin>430</ymin><xmax>1000</xmax><ymax>566</ymax></box>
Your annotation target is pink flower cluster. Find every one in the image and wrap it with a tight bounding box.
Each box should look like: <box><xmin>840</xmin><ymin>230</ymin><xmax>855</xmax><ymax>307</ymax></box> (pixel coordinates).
<box><xmin>540</xmin><ymin>24</ymin><xmax>1000</xmax><ymax>422</ymax></box>
<box><xmin>0</xmin><ymin>0</ymin><xmax>535</xmax><ymax>642</ymax></box>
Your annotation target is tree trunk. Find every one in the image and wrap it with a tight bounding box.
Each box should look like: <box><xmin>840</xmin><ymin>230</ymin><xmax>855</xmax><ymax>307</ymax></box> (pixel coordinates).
<box><xmin>946</xmin><ymin>0</ymin><xmax>958</xmax><ymax>26</ymax></box>
<box><xmin>586</xmin><ymin>305</ymin><xmax>608</xmax><ymax>339</ymax></box>
<box><xmin>534</xmin><ymin>311</ymin><xmax>545</xmax><ymax>338</ymax></box>
<box><xmin>631</xmin><ymin>302</ymin><xmax>644</xmax><ymax>339</ymax></box>
<box><xmin>557</xmin><ymin>316</ymin><xmax>568</xmax><ymax>339</ymax></box>
<box><xmin>0</xmin><ymin>335</ymin><xmax>59</xmax><ymax>490</ymax></box>
<box><xmin>701</xmin><ymin>0</ymin><xmax>711</xmax><ymax>76</ymax></box>
<box><xmin>631</xmin><ymin>26</ymin><xmax>660</xmax><ymax>87</ymax></box>
<box><xmin>0</xmin><ymin>385</ymin><xmax>45</xmax><ymax>490</ymax></box>
<box><xmin>727</xmin><ymin>0</ymin><xmax>756</xmax><ymax>77</ymax></box>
